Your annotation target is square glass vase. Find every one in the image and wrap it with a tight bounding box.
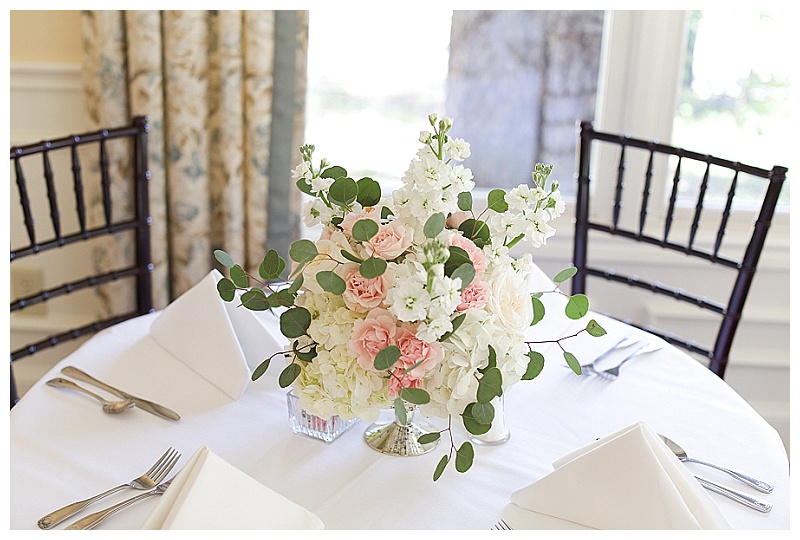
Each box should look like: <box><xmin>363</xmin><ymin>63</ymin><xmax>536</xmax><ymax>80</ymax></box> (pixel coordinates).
<box><xmin>287</xmin><ymin>391</ymin><xmax>358</xmax><ymax>443</ymax></box>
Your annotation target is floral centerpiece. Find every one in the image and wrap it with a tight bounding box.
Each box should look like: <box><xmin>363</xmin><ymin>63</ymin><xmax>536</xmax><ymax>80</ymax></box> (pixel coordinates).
<box><xmin>215</xmin><ymin>114</ymin><xmax>604</xmax><ymax>479</ymax></box>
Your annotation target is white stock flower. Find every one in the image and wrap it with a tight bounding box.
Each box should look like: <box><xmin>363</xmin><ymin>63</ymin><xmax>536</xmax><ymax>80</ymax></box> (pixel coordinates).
<box><xmin>443</xmin><ymin>137</ymin><xmax>471</xmax><ymax>161</ymax></box>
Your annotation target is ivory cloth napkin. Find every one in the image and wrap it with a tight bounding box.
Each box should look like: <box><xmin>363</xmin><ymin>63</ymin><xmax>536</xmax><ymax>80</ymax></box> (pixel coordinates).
<box><xmin>141</xmin><ymin>446</ymin><xmax>324</xmax><ymax>529</ymax></box>
<box><xmin>150</xmin><ymin>269</ymin><xmax>286</xmax><ymax>399</ymax></box>
<box><xmin>508</xmin><ymin>422</ymin><xmax>731</xmax><ymax>529</ymax></box>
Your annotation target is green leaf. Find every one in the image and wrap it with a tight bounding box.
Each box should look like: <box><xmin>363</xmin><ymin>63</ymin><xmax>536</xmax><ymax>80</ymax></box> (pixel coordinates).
<box><xmin>553</xmin><ymin>266</ymin><xmax>578</xmax><ymax>284</ymax></box>
<box><xmin>352</xmin><ymin>218</ymin><xmax>379</xmax><ymax>242</ymax></box>
<box><xmin>565</xmin><ymin>294</ymin><xmax>590</xmax><ymax>319</ymax></box>
<box><xmin>374</xmin><ymin>345</ymin><xmax>401</xmax><ymax>371</ymax></box>
<box><xmin>423</xmin><ymin>212</ymin><xmax>446</xmax><ymax>238</ymax></box>
<box><xmin>418</xmin><ymin>432</ymin><xmax>441</xmax><ymax>445</ymax></box>
<box><xmin>451</xmin><ymin>262</ymin><xmax>475</xmax><ymax>291</ymax></box>
<box><xmin>316</xmin><ymin>270</ymin><xmax>346</xmax><ymax>295</ymax></box>
<box><xmin>214</xmin><ymin>249</ymin><xmax>235</xmax><ymax>268</ymax></box>
<box><xmin>458</xmin><ymin>219</ymin><xmax>490</xmax><ymax>244</ymax></box>
<box><xmin>531</xmin><ymin>296</ymin><xmax>546</xmax><ymax>326</ymax></box>
<box><xmin>320</xmin><ymin>165</ymin><xmax>347</xmax><ymax>179</ymax></box>
<box><xmin>381</xmin><ymin>206</ymin><xmax>394</xmax><ymax>220</ymax></box>
<box><xmin>296</xmin><ymin>178</ymin><xmax>314</xmax><ymax>196</ymax></box>
<box><xmin>433</xmin><ymin>454</ymin><xmax>449</xmax><ymax>481</ymax></box>
<box><xmin>586</xmin><ymin>319</ymin><xmax>607</xmax><ymax>337</ymax></box>
<box><xmin>477</xmin><ymin>367</ymin><xmax>502</xmax><ymax>404</ymax></box>
<box><xmin>471</xmin><ymin>401</ymin><xmax>495</xmax><ymax>425</ymax></box>
<box><xmin>438</xmin><ymin>312</ymin><xmax>466</xmax><ymax>342</ymax></box>
<box><xmin>259</xmin><ymin>250</ymin><xmax>285</xmax><ymax>280</ymax></box>
<box><xmin>289</xmin><ymin>239</ymin><xmax>318</xmax><ymax>264</ymax></box>
<box><xmin>393</xmin><ymin>397</ymin><xmax>407</xmax><ymax>426</ymax></box>
<box><xmin>462</xmin><ymin>403</ymin><xmax>491</xmax><ymax>435</ymax></box>
<box><xmin>216</xmin><ymin>278</ymin><xmax>236</xmax><ymax>302</ymax></box>
<box><xmin>444</xmin><ymin>245</ymin><xmax>472</xmax><ymax>276</ymax></box>
<box><xmin>487</xmin><ymin>189</ymin><xmax>509</xmax><ymax>213</ymax></box>
<box><xmin>278</xmin><ymin>362</ymin><xmax>301</xmax><ymax>388</ymax></box>
<box><xmin>455</xmin><ymin>442</ymin><xmax>475</xmax><ymax>473</ymax></box>
<box><xmin>280</xmin><ymin>307</ymin><xmax>311</xmax><ymax>338</ymax></box>
<box><xmin>230</xmin><ymin>264</ymin><xmax>248</xmax><ymax>288</ymax></box>
<box><xmin>457</xmin><ymin>191</ymin><xmax>473</xmax><ymax>211</ymax></box>
<box><xmin>287</xmin><ymin>273</ymin><xmax>304</xmax><ymax>294</ymax></box>
<box><xmin>400</xmin><ymin>387</ymin><xmax>430</xmax><ymax>405</ymax></box>
<box><xmin>356</xmin><ymin>177</ymin><xmax>382</xmax><ymax>207</ymax></box>
<box><xmin>251</xmin><ymin>358</ymin><xmax>271</xmax><ymax>380</ymax></box>
<box><xmin>294</xmin><ymin>341</ymin><xmax>317</xmax><ymax>362</ymax></box>
<box><xmin>564</xmin><ymin>351</ymin><xmax>581</xmax><ymax>375</ymax></box>
<box><xmin>360</xmin><ymin>257</ymin><xmax>387</xmax><ymax>279</ymax></box>
<box><xmin>328</xmin><ymin>176</ymin><xmax>358</xmax><ymax>208</ymax></box>
<box><xmin>522</xmin><ymin>351</ymin><xmax>545</xmax><ymax>380</ymax></box>
<box><xmin>241</xmin><ymin>288</ymin><xmax>270</xmax><ymax>311</ymax></box>
<box><xmin>340</xmin><ymin>249</ymin><xmax>364</xmax><ymax>264</ymax></box>
<box><xmin>267</xmin><ymin>289</ymin><xmax>295</xmax><ymax>308</ymax></box>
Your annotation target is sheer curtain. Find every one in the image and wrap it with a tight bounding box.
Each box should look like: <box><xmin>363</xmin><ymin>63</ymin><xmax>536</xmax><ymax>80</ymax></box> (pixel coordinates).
<box><xmin>80</xmin><ymin>10</ymin><xmax>308</xmax><ymax>308</ymax></box>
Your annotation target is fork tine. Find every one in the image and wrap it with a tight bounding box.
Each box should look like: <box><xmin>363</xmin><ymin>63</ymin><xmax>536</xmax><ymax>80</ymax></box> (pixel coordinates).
<box><xmin>143</xmin><ymin>448</ymin><xmax>174</xmax><ymax>477</ymax></box>
<box><xmin>150</xmin><ymin>449</ymin><xmax>180</xmax><ymax>483</ymax></box>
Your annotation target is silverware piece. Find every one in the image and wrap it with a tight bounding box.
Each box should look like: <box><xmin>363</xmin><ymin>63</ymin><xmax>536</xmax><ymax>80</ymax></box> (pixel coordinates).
<box><xmin>46</xmin><ymin>377</ymin><xmax>134</xmax><ymax>414</ymax></box>
<box><xmin>572</xmin><ymin>335</ymin><xmax>638</xmax><ymax>376</ymax></box>
<box><xmin>694</xmin><ymin>475</ymin><xmax>772</xmax><ymax>512</ymax></box>
<box><xmin>660</xmin><ymin>435</ymin><xmax>773</xmax><ymax>493</ymax></box>
<box><xmin>491</xmin><ymin>519</ymin><xmax>513</xmax><ymax>530</ymax></box>
<box><xmin>37</xmin><ymin>448</ymin><xmax>180</xmax><ymax>529</ymax></box>
<box><xmin>61</xmin><ymin>366</ymin><xmax>180</xmax><ymax>421</ymax></box>
<box><xmin>597</xmin><ymin>344</ymin><xmax>663</xmax><ymax>380</ymax></box>
<box><xmin>64</xmin><ymin>478</ymin><xmax>174</xmax><ymax>530</ymax></box>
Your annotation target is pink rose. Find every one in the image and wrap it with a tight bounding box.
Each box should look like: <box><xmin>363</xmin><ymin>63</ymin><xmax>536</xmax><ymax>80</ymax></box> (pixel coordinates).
<box><xmin>367</xmin><ymin>221</ymin><xmax>414</xmax><ymax>260</ymax></box>
<box><xmin>446</xmin><ymin>211</ymin><xmax>472</xmax><ymax>229</ymax></box>
<box><xmin>342</xmin><ymin>263</ymin><xmax>394</xmax><ymax>313</ymax></box>
<box><xmin>457</xmin><ymin>280</ymin><xmax>491</xmax><ymax>311</ymax></box>
<box><xmin>395</xmin><ymin>324</ymin><xmax>443</xmax><ymax>376</ymax></box>
<box><xmin>387</xmin><ymin>369</ymin><xmax>423</xmax><ymax>397</ymax></box>
<box><xmin>449</xmin><ymin>233</ymin><xmax>488</xmax><ymax>274</ymax></box>
<box><xmin>348</xmin><ymin>308</ymin><xmax>398</xmax><ymax>371</ymax></box>
<box><xmin>341</xmin><ymin>207</ymin><xmax>381</xmax><ymax>236</ymax></box>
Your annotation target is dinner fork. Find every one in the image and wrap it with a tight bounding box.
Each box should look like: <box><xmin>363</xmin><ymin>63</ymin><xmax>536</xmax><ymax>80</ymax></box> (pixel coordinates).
<box><xmin>575</xmin><ymin>335</ymin><xmax>638</xmax><ymax>376</ymax></box>
<box><xmin>37</xmin><ymin>447</ymin><xmax>180</xmax><ymax>529</ymax></box>
<box><xmin>491</xmin><ymin>519</ymin><xmax>513</xmax><ymax>530</ymax></box>
<box><xmin>64</xmin><ymin>478</ymin><xmax>174</xmax><ymax>530</ymax></box>
<box><xmin>596</xmin><ymin>344</ymin><xmax>662</xmax><ymax>380</ymax></box>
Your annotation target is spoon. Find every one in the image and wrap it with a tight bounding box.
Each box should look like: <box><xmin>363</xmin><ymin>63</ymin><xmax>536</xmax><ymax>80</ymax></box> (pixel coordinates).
<box><xmin>660</xmin><ymin>435</ymin><xmax>774</xmax><ymax>493</ymax></box>
<box><xmin>46</xmin><ymin>378</ymin><xmax>134</xmax><ymax>414</ymax></box>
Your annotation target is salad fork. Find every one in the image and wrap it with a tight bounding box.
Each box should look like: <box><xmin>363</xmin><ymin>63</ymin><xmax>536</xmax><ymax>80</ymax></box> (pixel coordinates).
<box><xmin>575</xmin><ymin>335</ymin><xmax>638</xmax><ymax>376</ymax></box>
<box><xmin>37</xmin><ymin>447</ymin><xmax>180</xmax><ymax>529</ymax></box>
<box><xmin>65</xmin><ymin>478</ymin><xmax>174</xmax><ymax>529</ymax></box>
<box><xmin>597</xmin><ymin>344</ymin><xmax>662</xmax><ymax>380</ymax></box>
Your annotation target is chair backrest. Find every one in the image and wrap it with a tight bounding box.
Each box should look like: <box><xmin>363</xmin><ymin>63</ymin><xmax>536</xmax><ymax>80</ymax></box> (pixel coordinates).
<box><xmin>572</xmin><ymin>120</ymin><xmax>787</xmax><ymax>378</ymax></box>
<box><xmin>10</xmin><ymin>116</ymin><xmax>153</xmax><ymax>407</ymax></box>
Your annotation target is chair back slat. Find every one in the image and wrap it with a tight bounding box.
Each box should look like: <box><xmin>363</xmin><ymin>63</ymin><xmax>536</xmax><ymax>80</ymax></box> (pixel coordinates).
<box><xmin>612</xmin><ymin>144</ymin><xmax>626</xmax><ymax>229</ymax></box>
<box><xmin>41</xmin><ymin>145</ymin><xmax>63</xmax><ymax>243</ymax></box>
<box><xmin>70</xmin><ymin>143</ymin><xmax>88</xmax><ymax>235</ymax></box>
<box><xmin>12</xmin><ymin>155</ymin><xmax>37</xmax><ymax>252</ymax></box>
<box><xmin>687</xmin><ymin>160</ymin><xmax>711</xmax><ymax>251</ymax></box>
<box><xmin>638</xmin><ymin>149</ymin><xmax>655</xmax><ymax>236</ymax></box>
<box><xmin>99</xmin><ymin>136</ymin><xmax>113</xmax><ymax>227</ymax></box>
<box><xmin>714</xmin><ymin>169</ymin><xmax>739</xmax><ymax>257</ymax></box>
<box><xmin>663</xmin><ymin>155</ymin><xmax>682</xmax><ymax>243</ymax></box>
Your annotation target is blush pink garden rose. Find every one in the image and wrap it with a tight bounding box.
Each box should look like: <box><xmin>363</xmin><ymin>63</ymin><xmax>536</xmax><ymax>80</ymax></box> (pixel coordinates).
<box><xmin>457</xmin><ymin>279</ymin><xmax>491</xmax><ymax>312</ymax></box>
<box><xmin>449</xmin><ymin>233</ymin><xmax>488</xmax><ymax>274</ymax></box>
<box><xmin>348</xmin><ymin>308</ymin><xmax>398</xmax><ymax>372</ymax></box>
<box><xmin>341</xmin><ymin>263</ymin><xmax>394</xmax><ymax>313</ymax></box>
<box><xmin>367</xmin><ymin>220</ymin><xmax>414</xmax><ymax>260</ymax></box>
<box><xmin>446</xmin><ymin>211</ymin><xmax>471</xmax><ymax>229</ymax></box>
<box><xmin>395</xmin><ymin>324</ymin><xmax>444</xmax><ymax>377</ymax></box>
<box><xmin>340</xmin><ymin>206</ymin><xmax>381</xmax><ymax>236</ymax></box>
<box><xmin>387</xmin><ymin>369</ymin><xmax>423</xmax><ymax>397</ymax></box>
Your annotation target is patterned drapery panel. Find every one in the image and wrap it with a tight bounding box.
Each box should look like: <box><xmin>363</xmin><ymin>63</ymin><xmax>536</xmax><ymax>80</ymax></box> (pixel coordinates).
<box><xmin>81</xmin><ymin>10</ymin><xmax>308</xmax><ymax>307</ymax></box>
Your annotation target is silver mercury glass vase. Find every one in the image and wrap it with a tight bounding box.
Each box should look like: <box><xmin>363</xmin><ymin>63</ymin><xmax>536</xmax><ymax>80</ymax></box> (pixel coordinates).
<box><xmin>364</xmin><ymin>401</ymin><xmax>440</xmax><ymax>456</ymax></box>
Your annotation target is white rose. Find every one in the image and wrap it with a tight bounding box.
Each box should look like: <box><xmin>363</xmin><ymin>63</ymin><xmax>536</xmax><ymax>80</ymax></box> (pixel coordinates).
<box><xmin>488</xmin><ymin>271</ymin><xmax>534</xmax><ymax>333</ymax></box>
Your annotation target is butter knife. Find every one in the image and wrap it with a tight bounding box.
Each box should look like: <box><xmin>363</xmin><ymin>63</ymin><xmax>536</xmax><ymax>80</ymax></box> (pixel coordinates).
<box><xmin>61</xmin><ymin>366</ymin><xmax>180</xmax><ymax>421</ymax></box>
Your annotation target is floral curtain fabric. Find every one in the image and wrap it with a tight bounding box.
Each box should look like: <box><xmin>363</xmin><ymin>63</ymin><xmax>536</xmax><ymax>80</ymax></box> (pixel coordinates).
<box><xmin>80</xmin><ymin>10</ymin><xmax>308</xmax><ymax>308</ymax></box>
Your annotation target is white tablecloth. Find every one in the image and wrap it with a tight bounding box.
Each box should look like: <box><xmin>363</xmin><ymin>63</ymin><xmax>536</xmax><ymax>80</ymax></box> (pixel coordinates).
<box><xmin>9</xmin><ymin>298</ymin><xmax>789</xmax><ymax>529</ymax></box>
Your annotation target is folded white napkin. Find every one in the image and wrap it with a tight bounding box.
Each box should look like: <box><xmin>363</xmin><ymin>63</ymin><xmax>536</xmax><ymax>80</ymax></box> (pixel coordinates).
<box><xmin>141</xmin><ymin>445</ymin><xmax>324</xmax><ymax>530</ymax></box>
<box><xmin>150</xmin><ymin>269</ymin><xmax>287</xmax><ymax>399</ymax></box>
<box><xmin>509</xmin><ymin>422</ymin><xmax>731</xmax><ymax>529</ymax></box>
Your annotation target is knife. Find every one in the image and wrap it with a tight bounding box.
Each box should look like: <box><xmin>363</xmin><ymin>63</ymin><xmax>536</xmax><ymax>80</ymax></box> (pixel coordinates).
<box><xmin>61</xmin><ymin>366</ymin><xmax>180</xmax><ymax>421</ymax></box>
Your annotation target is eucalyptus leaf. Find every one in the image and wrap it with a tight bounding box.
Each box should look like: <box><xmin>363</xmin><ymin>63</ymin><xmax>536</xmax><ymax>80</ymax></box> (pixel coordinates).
<box><xmin>356</xmin><ymin>177</ymin><xmax>381</xmax><ymax>207</ymax></box>
<box><xmin>393</xmin><ymin>397</ymin><xmax>407</xmax><ymax>426</ymax></box>
<box><xmin>278</xmin><ymin>363</ymin><xmax>301</xmax><ymax>388</ymax></box>
<box><xmin>565</xmin><ymin>294</ymin><xmax>590</xmax><ymax>320</ymax></box>
<box><xmin>438</xmin><ymin>312</ymin><xmax>466</xmax><ymax>342</ymax></box>
<box><xmin>471</xmin><ymin>401</ymin><xmax>495</xmax><ymax>425</ymax></box>
<box><xmin>352</xmin><ymin>218</ymin><xmax>379</xmax><ymax>242</ymax></box>
<box><xmin>287</xmin><ymin>273</ymin><xmax>304</xmax><ymax>294</ymax></box>
<box><xmin>320</xmin><ymin>165</ymin><xmax>347</xmax><ymax>179</ymax></box>
<box><xmin>294</xmin><ymin>341</ymin><xmax>317</xmax><ymax>362</ymax></box>
<box><xmin>457</xmin><ymin>191</ymin><xmax>473</xmax><ymax>211</ymax></box>
<box><xmin>478</xmin><ymin>345</ymin><xmax>497</xmax><ymax>374</ymax></box>
<box><xmin>360</xmin><ymin>257</ymin><xmax>387</xmax><ymax>279</ymax></box>
<box><xmin>553</xmin><ymin>266</ymin><xmax>578</xmax><ymax>284</ymax></box>
<box><xmin>400</xmin><ymin>387</ymin><xmax>430</xmax><ymax>405</ymax></box>
<box><xmin>296</xmin><ymin>178</ymin><xmax>314</xmax><ymax>196</ymax></box>
<box><xmin>216</xmin><ymin>278</ymin><xmax>236</xmax><ymax>302</ymax></box>
<box><xmin>340</xmin><ymin>249</ymin><xmax>364</xmax><ymax>264</ymax></box>
<box><xmin>423</xmin><ymin>213</ymin><xmax>446</xmax><ymax>238</ymax></box>
<box><xmin>280</xmin><ymin>307</ymin><xmax>311</xmax><ymax>338</ymax></box>
<box><xmin>259</xmin><ymin>250</ymin><xmax>285</xmax><ymax>280</ymax></box>
<box><xmin>455</xmin><ymin>442</ymin><xmax>475</xmax><ymax>473</ymax></box>
<box><xmin>444</xmin><ymin>245</ymin><xmax>471</xmax><ymax>276</ymax></box>
<box><xmin>316</xmin><ymin>270</ymin><xmax>346</xmax><ymax>295</ymax></box>
<box><xmin>251</xmin><ymin>357</ymin><xmax>271</xmax><ymax>381</ymax></box>
<box><xmin>564</xmin><ymin>351</ymin><xmax>581</xmax><ymax>375</ymax></box>
<box><xmin>268</xmin><ymin>289</ymin><xmax>295</xmax><ymax>308</ymax></box>
<box><xmin>476</xmin><ymin>367</ymin><xmax>502</xmax><ymax>404</ymax></box>
<box><xmin>433</xmin><ymin>455</ymin><xmax>449</xmax><ymax>481</ymax></box>
<box><xmin>487</xmin><ymin>189</ymin><xmax>509</xmax><ymax>213</ymax></box>
<box><xmin>328</xmin><ymin>177</ymin><xmax>358</xmax><ymax>208</ymax></box>
<box><xmin>458</xmin><ymin>219</ymin><xmax>490</xmax><ymax>244</ymax></box>
<box><xmin>381</xmin><ymin>206</ymin><xmax>394</xmax><ymax>220</ymax></box>
<box><xmin>230</xmin><ymin>265</ymin><xmax>248</xmax><ymax>288</ymax></box>
<box><xmin>451</xmin><ymin>262</ymin><xmax>476</xmax><ymax>291</ymax></box>
<box><xmin>289</xmin><ymin>239</ymin><xmax>318</xmax><ymax>264</ymax></box>
<box><xmin>522</xmin><ymin>351</ymin><xmax>545</xmax><ymax>380</ymax></box>
<box><xmin>214</xmin><ymin>249</ymin><xmax>235</xmax><ymax>268</ymax></box>
<box><xmin>241</xmin><ymin>288</ymin><xmax>270</xmax><ymax>311</ymax></box>
<box><xmin>374</xmin><ymin>345</ymin><xmax>401</xmax><ymax>371</ymax></box>
<box><xmin>531</xmin><ymin>296</ymin><xmax>546</xmax><ymax>326</ymax></box>
<box><xmin>462</xmin><ymin>404</ymin><xmax>491</xmax><ymax>435</ymax></box>
<box><xmin>586</xmin><ymin>319</ymin><xmax>607</xmax><ymax>337</ymax></box>
<box><xmin>418</xmin><ymin>432</ymin><xmax>441</xmax><ymax>445</ymax></box>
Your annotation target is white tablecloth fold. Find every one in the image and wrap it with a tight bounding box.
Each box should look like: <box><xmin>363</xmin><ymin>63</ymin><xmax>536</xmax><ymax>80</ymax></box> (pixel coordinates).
<box><xmin>141</xmin><ymin>445</ymin><xmax>324</xmax><ymax>530</ymax></box>
<box><xmin>509</xmin><ymin>422</ymin><xmax>732</xmax><ymax>529</ymax></box>
<box><xmin>149</xmin><ymin>270</ymin><xmax>286</xmax><ymax>399</ymax></box>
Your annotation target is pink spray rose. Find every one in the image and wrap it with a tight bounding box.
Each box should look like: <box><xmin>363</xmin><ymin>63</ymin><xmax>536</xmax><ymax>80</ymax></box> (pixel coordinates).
<box><xmin>446</xmin><ymin>211</ymin><xmax>472</xmax><ymax>229</ymax></box>
<box><xmin>348</xmin><ymin>308</ymin><xmax>398</xmax><ymax>372</ymax></box>
<box><xmin>367</xmin><ymin>220</ymin><xmax>414</xmax><ymax>260</ymax></box>
<box><xmin>395</xmin><ymin>324</ymin><xmax>444</xmax><ymax>377</ymax></box>
<box><xmin>449</xmin><ymin>233</ymin><xmax>488</xmax><ymax>274</ymax></box>
<box><xmin>341</xmin><ymin>206</ymin><xmax>381</xmax><ymax>236</ymax></box>
<box><xmin>457</xmin><ymin>280</ymin><xmax>491</xmax><ymax>311</ymax></box>
<box><xmin>387</xmin><ymin>369</ymin><xmax>423</xmax><ymax>398</ymax></box>
<box><xmin>341</xmin><ymin>263</ymin><xmax>394</xmax><ymax>313</ymax></box>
